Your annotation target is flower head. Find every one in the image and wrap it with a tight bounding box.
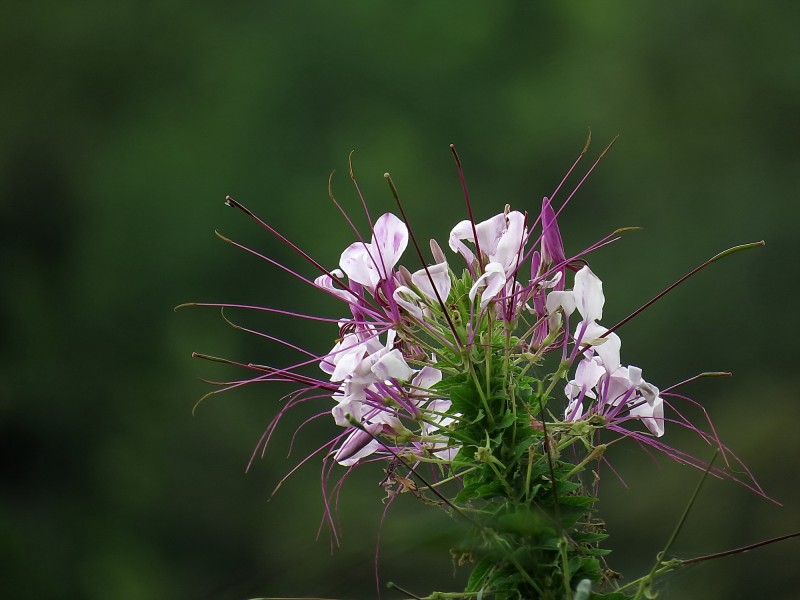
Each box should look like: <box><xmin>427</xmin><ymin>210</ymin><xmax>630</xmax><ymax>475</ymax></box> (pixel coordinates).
<box><xmin>187</xmin><ymin>145</ymin><xmax>768</xmax><ymax>554</ymax></box>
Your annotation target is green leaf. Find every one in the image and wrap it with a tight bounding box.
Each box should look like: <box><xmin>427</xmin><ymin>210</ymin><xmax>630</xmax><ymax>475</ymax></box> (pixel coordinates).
<box><xmin>474</xmin><ymin>480</ymin><xmax>505</xmax><ymax>499</ymax></box>
<box><xmin>450</xmin><ymin>382</ymin><xmax>481</xmax><ymax>413</ymax></box>
<box><xmin>572</xmin><ymin>531</ymin><xmax>609</xmax><ymax>544</ymax></box>
<box><xmin>512</xmin><ymin>436</ymin><xmax>535</xmax><ymax>460</ymax></box>
<box><xmin>558</xmin><ymin>494</ymin><xmax>598</xmax><ymax>508</ymax></box>
<box><xmin>454</xmin><ymin>481</ymin><xmax>482</xmax><ymax>502</ymax></box>
<box><xmin>465</xmin><ymin>556</ymin><xmax>494</xmax><ymax>593</ymax></box>
<box><xmin>498</xmin><ymin>411</ymin><xmax>516</xmax><ymax>429</ymax></box>
<box><xmin>494</xmin><ymin>508</ymin><xmax>555</xmax><ymax>538</ymax></box>
<box><xmin>569</xmin><ymin>555</ymin><xmax>603</xmax><ymax>582</ymax></box>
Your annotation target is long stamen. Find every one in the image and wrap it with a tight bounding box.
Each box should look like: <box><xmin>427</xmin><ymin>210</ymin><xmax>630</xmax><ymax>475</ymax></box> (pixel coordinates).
<box><xmin>551</xmin><ymin>135</ymin><xmax>618</xmax><ymax>222</ymax></box>
<box><xmin>348</xmin><ymin>151</ymin><xmax>375</xmax><ymax>231</ymax></box>
<box><xmin>603</xmin><ymin>241</ymin><xmax>765</xmax><ymax>339</ymax></box>
<box><xmin>548</xmin><ymin>128</ymin><xmax>592</xmax><ymax>203</ymax></box>
<box><xmin>450</xmin><ymin>144</ymin><xmax>485</xmax><ymax>273</ymax></box>
<box><xmin>218</xmin><ymin>308</ymin><xmax>317</xmax><ymax>358</ymax></box>
<box><xmin>327</xmin><ymin>171</ymin><xmax>385</xmax><ymax>279</ymax></box>
<box><xmin>177</xmin><ymin>301</ymin><xmax>387</xmax><ymax>325</ymax></box>
<box><xmin>384</xmin><ymin>172</ymin><xmax>464</xmax><ymax>349</ymax></box>
<box><xmin>662</xmin><ymin>371</ymin><xmax>732</xmax><ymax>393</ymax></box>
<box><xmin>224</xmin><ymin>196</ymin><xmax>382</xmax><ymax>312</ymax></box>
<box><xmin>337</xmin><ymin>161</ymin><xmax>396</xmax><ymax>284</ymax></box>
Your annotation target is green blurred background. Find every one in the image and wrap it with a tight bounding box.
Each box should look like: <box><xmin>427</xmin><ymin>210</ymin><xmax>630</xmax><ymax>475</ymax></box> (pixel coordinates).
<box><xmin>2</xmin><ymin>2</ymin><xmax>798</xmax><ymax>599</ymax></box>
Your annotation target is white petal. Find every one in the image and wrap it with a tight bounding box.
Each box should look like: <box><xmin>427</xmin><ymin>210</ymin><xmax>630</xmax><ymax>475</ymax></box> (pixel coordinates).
<box><xmin>565</xmin><ymin>396</ymin><xmax>584</xmax><ymax>421</ymax></box>
<box><xmin>334</xmin><ymin>427</ymin><xmax>380</xmax><ymax>465</ymax></box>
<box><xmin>493</xmin><ymin>210</ymin><xmax>526</xmax><ymax>269</ymax></box>
<box><xmin>579</xmin><ymin>321</ymin><xmax>621</xmax><ymax>373</ymax></box>
<box><xmin>331</xmin><ymin>391</ymin><xmax>363</xmax><ymax>427</ymax></box>
<box><xmin>629</xmin><ymin>396</ymin><xmax>665</xmax><ymax>437</ymax></box>
<box><xmin>393</xmin><ymin>286</ymin><xmax>424</xmax><ymax>320</ymax></box>
<box><xmin>627</xmin><ymin>365</ymin><xmax>643</xmax><ymax>386</ymax></box>
<box><xmin>545</xmin><ymin>270</ymin><xmax>563</xmax><ymax>289</ymax></box>
<box><xmin>475</xmin><ymin>213</ymin><xmax>508</xmax><ymax>259</ymax></box>
<box><xmin>328</xmin><ymin>336</ymin><xmax>367</xmax><ymax>382</ymax></box>
<box><xmin>411</xmin><ymin>366</ymin><xmax>443</xmax><ymax>391</ymax></box>
<box><xmin>603</xmin><ymin>366</ymin><xmax>634</xmax><ymax>406</ymax></box>
<box><xmin>594</xmin><ymin>333</ymin><xmax>621</xmax><ymax>373</ymax></box>
<box><xmin>448</xmin><ymin>219</ymin><xmax>476</xmax><ymax>264</ymax></box>
<box><xmin>339</xmin><ymin>242</ymin><xmax>378</xmax><ymax>289</ymax></box>
<box><xmin>574</xmin><ymin>356</ymin><xmax>606</xmax><ymax>390</ymax></box>
<box><xmin>574</xmin><ymin>266</ymin><xmax>605</xmax><ymax>322</ymax></box>
<box><xmin>371</xmin><ymin>349</ymin><xmax>414</xmax><ymax>381</ymax></box>
<box><xmin>637</xmin><ymin>380</ymin><xmax>660</xmax><ymax>405</ymax></box>
<box><xmin>546</xmin><ymin>290</ymin><xmax>576</xmax><ymax>316</ymax></box>
<box><xmin>372</xmin><ymin>213</ymin><xmax>408</xmax><ymax>275</ymax></box>
<box><xmin>425</xmin><ymin>398</ymin><xmax>452</xmax><ymax>417</ymax></box>
<box><xmin>411</xmin><ymin>261</ymin><xmax>451</xmax><ymax>303</ymax></box>
<box><xmin>314</xmin><ymin>268</ymin><xmax>353</xmax><ymax>302</ymax></box>
<box><xmin>469</xmin><ymin>262</ymin><xmax>506</xmax><ymax>309</ymax></box>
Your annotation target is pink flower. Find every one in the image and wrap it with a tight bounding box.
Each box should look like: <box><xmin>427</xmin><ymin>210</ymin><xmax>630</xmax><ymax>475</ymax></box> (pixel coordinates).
<box><xmin>339</xmin><ymin>213</ymin><xmax>408</xmax><ymax>293</ymax></box>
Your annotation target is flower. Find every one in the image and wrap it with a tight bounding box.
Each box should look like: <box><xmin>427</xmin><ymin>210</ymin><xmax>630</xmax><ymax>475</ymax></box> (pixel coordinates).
<box><xmin>190</xmin><ymin>148</ymin><xmax>767</xmax><ymax>535</ymax></box>
<box><xmin>187</xmin><ymin>145</ymin><xmax>770</xmax><ymax>600</ymax></box>
<box><xmin>339</xmin><ymin>212</ymin><xmax>408</xmax><ymax>294</ymax></box>
<box><xmin>565</xmin><ymin>354</ymin><xmax>665</xmax><ymax>437</ymax></box>
<box><xmin>451</xmin><ymin>208</ymin><xmax>528</xmax><ymax>311</ymax></box>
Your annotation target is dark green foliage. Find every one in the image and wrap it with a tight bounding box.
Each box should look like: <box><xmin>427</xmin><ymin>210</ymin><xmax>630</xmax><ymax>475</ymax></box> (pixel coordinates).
<box><xmin>430</xmin><ymin>350</ymin><xmax>633</xmax><ymax>599</ymax></box>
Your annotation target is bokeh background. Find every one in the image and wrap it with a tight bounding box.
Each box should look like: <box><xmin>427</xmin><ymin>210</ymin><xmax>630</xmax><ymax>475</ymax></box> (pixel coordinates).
<box><xmin>2</xmin><ymin>2</ymin><xmax>799</xmax><ymax>599</ymax></box>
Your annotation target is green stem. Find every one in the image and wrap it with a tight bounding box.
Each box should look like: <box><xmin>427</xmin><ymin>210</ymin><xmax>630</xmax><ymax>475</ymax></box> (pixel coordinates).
<box><xmin>559</xmin><ymin>537</ymin><xmax>572</xmax><ymax>598</ymax></box>
<box><xmin>419</xmin><ymin>466</ymin><xmax>479</xmax><ymax>489</ymax></box>
<box><xmin>486</xmin><ymin>457</ymin><xmax>515</xmax><ymax>497</ymax></box>
<box><xmin>524</xmin><ymin>445</ymin><xmax>535</xmax><ymax>504</ymax></box>
<box><xmin>503</xmin><ymin>326</ymin><xmax>518</xmax><ymax>457</ymax></box>
<box><xmin>466</xmin><ymin>358</ymin><xmax>495</xmax><ymax>428</ymax></box>
<box><xmin>564</xmin><ymin>444</ymin><xmax>606</xmax><ymax>479</ymax></box>
<box><xmin>399</xmin><ymin>326</ymin><xmax>460</xmax><ymax>369</ymax></box>
<box><xmin>628</xmin><ymin>451</ymin><xmax>718</xmax><ymax>599</ymax></box>
<box><xmin>543</xmin><ymin>360</ymin><xmax>572</xmax><ymax>401</ymax></box>
<box><xmin>484</xmin><ymin>317</ymin><xmax>493</xmax><ymax>405</ymax></box>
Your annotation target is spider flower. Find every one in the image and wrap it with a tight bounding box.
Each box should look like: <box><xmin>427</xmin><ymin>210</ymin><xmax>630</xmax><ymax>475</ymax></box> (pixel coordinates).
<box><xmin>187</xmin><ymin>146</ymin><xmax>767</xmax><ymax>523</ymax></box>
<box><xmin>184</xmin><ymin>144</ymin><xmax>775</xmax><ymax>600</ymax></box>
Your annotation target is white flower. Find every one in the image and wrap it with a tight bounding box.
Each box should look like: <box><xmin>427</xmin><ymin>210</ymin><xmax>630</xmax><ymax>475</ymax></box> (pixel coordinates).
<box><xmin>339</xmin><ymin>213</ymin><xmax>408</xmax><ymax>292</ymax></box>
<box><xmin>578</xmin><ymin>320</ymin><xmax>621</xmax><ymax>373</ymax></box>
<box><xmin>469</xmin><ymin>262</ymin><xmax>507</xmax><ymax>309</ymax></box>
<box><xmin>392</xmin><ymin>260</ymin><xmax>452</xmax><ymax>319</ymax></box>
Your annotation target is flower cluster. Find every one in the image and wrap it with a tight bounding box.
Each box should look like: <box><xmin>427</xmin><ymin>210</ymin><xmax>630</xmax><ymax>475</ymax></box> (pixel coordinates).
<box><xmin>313</xmin><ymin>202</ymin><xmax>666</xmax><ymax>471</ymax></box>
<box><xmin>187</xmin><ymin>145</ymin><xmax>768</xmax><ymax>599</ymax></box>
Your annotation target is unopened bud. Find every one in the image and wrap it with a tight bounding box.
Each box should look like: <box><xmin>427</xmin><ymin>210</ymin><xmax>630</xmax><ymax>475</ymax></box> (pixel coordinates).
<box><xmin>397</xmin><ymin>265</ymin><xmax>413</xmax><ymax>286</ymax></box>
<box><xmin>430</xmin><ymin>238</ymin><xmax>446</xmax><ymax>264</ymax></box>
